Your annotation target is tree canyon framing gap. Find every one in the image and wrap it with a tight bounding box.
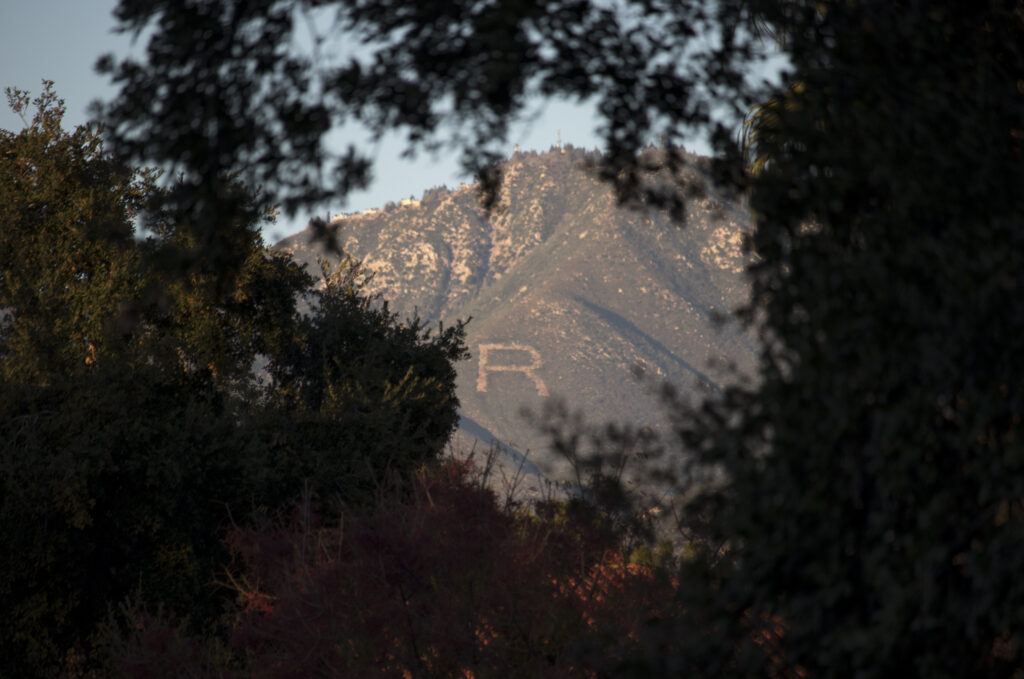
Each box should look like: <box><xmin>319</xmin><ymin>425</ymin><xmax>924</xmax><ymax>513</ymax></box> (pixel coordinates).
<box><xmin>88</xmin><ymin>1</ymin><xmax>1024</xmax><ymax>677</ymax></box>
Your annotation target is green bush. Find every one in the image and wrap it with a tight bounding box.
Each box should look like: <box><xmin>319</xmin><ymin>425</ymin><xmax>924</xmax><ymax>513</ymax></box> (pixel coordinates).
<box><xmin>0</xmin><ymin>84</ymin><xmax>466</xmax><ymax>677</ymax></box>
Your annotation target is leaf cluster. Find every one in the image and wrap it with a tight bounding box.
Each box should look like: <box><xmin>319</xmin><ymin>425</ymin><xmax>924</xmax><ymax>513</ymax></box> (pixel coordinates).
<box><xmin>667</xmin><ymin>3</ymin><xmax>1024</xmax><ymax>678</ymax></box>
<box><xmin>112</xmin><ymin>460</ymin><xmax>681</xmax><ymax>678</ymax></box>
<box><xmin>95</xmin><ymin>0</ymin><xmax>773</xmax><ymax>244</ymax></box>
<box><xmin>0</xmin><ymin>85</ymin><xmax>467</xmax><ymax>677</ymax></box>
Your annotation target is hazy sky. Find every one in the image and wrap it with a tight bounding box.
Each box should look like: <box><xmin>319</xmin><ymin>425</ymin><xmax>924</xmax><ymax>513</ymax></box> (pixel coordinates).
<box><xmin>0</xmin><ymin>0</ymin><xmax>721</xmax><ymax>240</ymax></box>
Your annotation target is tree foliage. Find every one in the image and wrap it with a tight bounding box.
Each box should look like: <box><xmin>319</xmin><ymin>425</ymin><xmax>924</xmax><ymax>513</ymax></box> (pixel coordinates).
<box><xmin>667</xmin><ymin>3</ymin><xmax>1024</xmax><ymax>678</ymax></box>
<box><xmin>0</xmin><ymin>84</ymin><xmax>466</xmax><ymax>677</ymax></box>
<box><xmin>95</xmin><ymin>0</ymin><xmax>769</xmax><ymax>248</ymax></box>
<box><xmin>112</xmin><ymin>460</ymin><xmax>680</xmax><ymax>679</ymax></box>
<box><xmin>1</xmin><ymin>85</ymin><xmax>144</xmax><ymax>384</ymax></box>
<box><xmin>24</xmin><ymin>0</ymin><xmax>1024</xmax><ymax>675</ymax></box>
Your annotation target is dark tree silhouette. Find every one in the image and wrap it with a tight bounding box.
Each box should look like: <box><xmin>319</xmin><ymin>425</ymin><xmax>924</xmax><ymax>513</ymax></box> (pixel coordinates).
<box><xmin>0</xmin><ymin>84</ymin><xmax>466</xmax><ymax>677</ymax></box>
<box><xmin>95</xmin><ymin>0</ymin><xmax>768</xmax><ymax>246</ymax></box>
<box><xmin>86</xmin><ymin>0</ymin><xmax>1024</xmax><ymax>676</ymax></box>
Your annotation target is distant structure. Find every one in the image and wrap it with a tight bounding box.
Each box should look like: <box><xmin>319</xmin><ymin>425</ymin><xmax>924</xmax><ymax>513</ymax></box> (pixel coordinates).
<box><xmin>476</xmin><ymin>343</ymin><xmax>549</xmax><ymax>397</ymax></box>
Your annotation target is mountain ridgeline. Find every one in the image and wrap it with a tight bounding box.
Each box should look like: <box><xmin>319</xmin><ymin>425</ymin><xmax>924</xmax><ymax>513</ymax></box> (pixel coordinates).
<box><xmin>276</xmin><ymin>145</ymin><xmax>756</xmax><ymax>480</ymax></box>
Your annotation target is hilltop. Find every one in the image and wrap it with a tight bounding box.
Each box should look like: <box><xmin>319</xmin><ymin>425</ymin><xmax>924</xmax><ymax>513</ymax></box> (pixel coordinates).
<box><xmin>276</xmin><ymin>145</ymin><xmax>756</xmax><ymax>483</ymax></box>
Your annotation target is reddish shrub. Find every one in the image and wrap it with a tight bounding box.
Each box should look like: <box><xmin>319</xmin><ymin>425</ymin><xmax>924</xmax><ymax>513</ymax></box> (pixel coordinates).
<box><xmin>117</xmin><ymin>460</ymin><xmax>679</xmax><ymax>678</ymax></box>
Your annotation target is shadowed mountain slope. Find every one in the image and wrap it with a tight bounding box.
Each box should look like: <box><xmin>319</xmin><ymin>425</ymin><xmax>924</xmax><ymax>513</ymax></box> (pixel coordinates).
<box><xmin>276</xmin><ymin>146</ymin><xmax>756</xmax><ymax>480</ymax></box>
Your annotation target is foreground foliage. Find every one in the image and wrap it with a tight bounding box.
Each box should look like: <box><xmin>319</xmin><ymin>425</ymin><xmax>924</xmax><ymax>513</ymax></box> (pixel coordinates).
<box><xmin>7</xmin><ymin>0</ymin><xmax>1023</xmax><ymax>673</ymax></box>
<box><xmin>0</xmin><ymin>85</ymin><xmax>466</xmax><ymax>677</ymax></box>
<box><xmin>114</xmin><ymin>459</ymin><xmax>681</xmax><ymax>679</ymax></box>
<box><xmin>666</xmin><ymin>4</ymin><xmax>1024</xmax><ymax>678</ymax></box>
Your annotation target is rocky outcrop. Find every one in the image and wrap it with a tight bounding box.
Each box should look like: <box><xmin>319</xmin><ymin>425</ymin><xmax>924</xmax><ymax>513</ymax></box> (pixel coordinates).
<box><xmin>276</xmin><ymin>146</ymin><xmax>756</xmax><ymax>480</ymax></box>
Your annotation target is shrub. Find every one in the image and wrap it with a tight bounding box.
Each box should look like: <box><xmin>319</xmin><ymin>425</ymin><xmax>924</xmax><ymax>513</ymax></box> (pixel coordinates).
<box><xmin>114</xmin><ymin>460</ymin><xmax>680</xmax><ymax>678</ymax></box>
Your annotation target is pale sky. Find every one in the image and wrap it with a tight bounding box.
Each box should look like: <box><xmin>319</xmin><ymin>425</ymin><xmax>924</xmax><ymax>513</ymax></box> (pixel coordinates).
<box><xmin>0</xmin><ymin>1</ymin><xmax>728</xmax><ymax>240</ymax></box>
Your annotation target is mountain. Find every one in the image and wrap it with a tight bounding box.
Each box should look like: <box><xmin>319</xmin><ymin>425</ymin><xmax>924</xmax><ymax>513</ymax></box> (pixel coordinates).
<box><xmin>275</xmin><ymin>145</ymin><xmax>756</xmax><ymax>484</ymax></box>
